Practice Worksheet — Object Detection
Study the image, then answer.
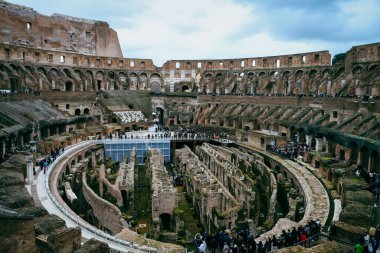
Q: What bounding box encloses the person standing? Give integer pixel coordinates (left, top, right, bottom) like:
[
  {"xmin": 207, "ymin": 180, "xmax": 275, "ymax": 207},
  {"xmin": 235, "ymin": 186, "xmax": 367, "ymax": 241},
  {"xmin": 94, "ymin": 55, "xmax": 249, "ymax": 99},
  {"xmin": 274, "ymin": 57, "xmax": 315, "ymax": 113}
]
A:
[
  {"xmin": 354, "ymin": 242, "xmax": 363, "ymax": 253},
  {"xmin": 198, "ymin": 241, "xmax": 206, "ymax": 253}
]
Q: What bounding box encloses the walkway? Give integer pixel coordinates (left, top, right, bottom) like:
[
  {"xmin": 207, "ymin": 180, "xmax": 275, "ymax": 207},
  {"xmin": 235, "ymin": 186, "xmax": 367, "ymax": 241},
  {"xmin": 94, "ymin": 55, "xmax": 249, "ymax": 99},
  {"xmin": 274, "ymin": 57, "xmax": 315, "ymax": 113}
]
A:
[
  {"xmin": 32, "ymin": 141, "xmax": 148, "ymax": 253},
  {"xmin": 239, "ymin": 143, "xmax": 331, "ymax": 242}
]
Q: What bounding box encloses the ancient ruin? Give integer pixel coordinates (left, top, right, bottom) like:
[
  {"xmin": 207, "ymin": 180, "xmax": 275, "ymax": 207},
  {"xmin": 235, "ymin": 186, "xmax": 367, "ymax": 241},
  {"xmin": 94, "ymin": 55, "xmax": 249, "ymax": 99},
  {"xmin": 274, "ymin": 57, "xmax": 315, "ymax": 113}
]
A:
[{"xmin": 0, "ymin": 0, "xmax": 379, "ymax": 252}]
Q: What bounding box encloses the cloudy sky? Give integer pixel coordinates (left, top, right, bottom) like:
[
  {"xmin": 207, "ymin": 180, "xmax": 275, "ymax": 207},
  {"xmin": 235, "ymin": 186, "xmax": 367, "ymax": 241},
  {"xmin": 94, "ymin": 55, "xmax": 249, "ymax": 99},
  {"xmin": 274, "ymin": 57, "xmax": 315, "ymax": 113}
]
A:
[{"xmin": 10, "ymin": 0, "xmax": 380, "ymax": 65}]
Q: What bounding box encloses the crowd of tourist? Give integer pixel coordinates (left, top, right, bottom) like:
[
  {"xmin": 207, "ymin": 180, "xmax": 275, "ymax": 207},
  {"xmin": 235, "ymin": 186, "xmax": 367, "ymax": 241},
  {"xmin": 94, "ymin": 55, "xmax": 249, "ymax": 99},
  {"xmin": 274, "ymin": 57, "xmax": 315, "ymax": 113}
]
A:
[
  {"xmin": 354, "ymin": 225, "xmax": 380, "ymax": 253},
  {"xmin": 268, "ymin": 142, "xmax": 310, "ymax": 159},
  {"xmin": 114, "ymin": 111, "xmax": 146, "ymax": 123},
  {"xmin": 105, "ymin": 124, "xmax": 235, "ymax": 143},
  {"xmin": 193, "ymin": 219, "xmax": 322, "ymax": 253},
  {"xmin": 35, "ymin": 147, "xmax": 64, "ymax": 175}
]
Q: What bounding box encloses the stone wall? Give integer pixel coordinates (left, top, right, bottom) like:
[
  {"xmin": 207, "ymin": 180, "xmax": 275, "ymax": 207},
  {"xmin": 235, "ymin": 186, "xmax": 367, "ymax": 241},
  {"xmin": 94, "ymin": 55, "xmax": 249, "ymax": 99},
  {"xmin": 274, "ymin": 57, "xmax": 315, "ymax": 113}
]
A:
[
  {"xmin": 82, "ymin": 172, "xmax": 127, "ymax": 234},
  {"xmin": 175, "ymin": 145, "xmax": 242, "ymax": 231},
  {"xmin": 0, "ymin": 1, "xmax": 122, "ymax": 57},
  {"xmin": 147, "ymin": 149, "xmax": 177, "ymax": 230}
]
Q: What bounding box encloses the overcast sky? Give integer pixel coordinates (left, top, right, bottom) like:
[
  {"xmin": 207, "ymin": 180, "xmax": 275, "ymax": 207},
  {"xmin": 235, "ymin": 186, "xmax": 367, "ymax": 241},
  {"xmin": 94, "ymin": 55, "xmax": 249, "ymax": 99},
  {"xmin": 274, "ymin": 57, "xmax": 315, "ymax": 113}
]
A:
[{"xmin": 10, "ymin": 0, "xmax": 380, "ymax": 65}]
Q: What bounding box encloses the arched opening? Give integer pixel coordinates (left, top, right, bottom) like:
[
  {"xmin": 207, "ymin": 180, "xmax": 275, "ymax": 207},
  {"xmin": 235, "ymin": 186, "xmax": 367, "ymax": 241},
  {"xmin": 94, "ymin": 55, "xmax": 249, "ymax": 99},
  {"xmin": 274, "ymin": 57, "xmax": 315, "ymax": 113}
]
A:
[
  {"xmin": 83, "ymin": 108, "xmax": 90, "ymax": 115},
  {"xmin": 181, "ymin": 85, "xmax": 190, "ymax": 92},
  {"xmin": 74, "ymin": 108, "xmax": 81, "ymax": 116},
  {"xmin": 65, "ymin": 165, "xmax": 70, "ymax": 176},
  {"xmin": 63, "ymin": 69, "xmax": 71, "ymax": 78},
  {"xmin": 65, "ymin": 81, "xmax": 73, "ymax": 91},
  {"xmin": 350, "ymin": 142, "xmax": 358, "ymax": 164},
  {"xmin": 111, "ymin": 117, "xmax": 118, "ymax": 123},
  {"xmin": 159, "ymin": 213, "xmax": 171, "ymax": 231}
]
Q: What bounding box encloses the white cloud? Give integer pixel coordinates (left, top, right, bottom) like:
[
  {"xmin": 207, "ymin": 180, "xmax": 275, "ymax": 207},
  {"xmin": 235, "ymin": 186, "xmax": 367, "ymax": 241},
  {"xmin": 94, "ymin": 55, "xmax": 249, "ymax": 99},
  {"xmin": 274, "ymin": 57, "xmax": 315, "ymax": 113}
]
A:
[
  {"xmin": 8, "ymin": 0, "xmax": 380, "ymax": 65},
  {"xmin": 116, "ymin": 0, "xmax": 256, "ymax": 64}
]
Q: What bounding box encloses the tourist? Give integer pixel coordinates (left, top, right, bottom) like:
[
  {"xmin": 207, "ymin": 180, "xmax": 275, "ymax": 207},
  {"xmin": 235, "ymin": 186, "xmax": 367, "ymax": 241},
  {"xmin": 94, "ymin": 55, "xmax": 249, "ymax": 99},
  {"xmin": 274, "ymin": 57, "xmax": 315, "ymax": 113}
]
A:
[
  {"xmin": 209, "ymin": 236, "xmax": 218, "ymax": 253},
  {"xmin": 222, "ymin": 242, "xmax": 230, "ymax": 253},
  {"xmin": 198, "ymin": 240, "xmax": 206, "ymax": 253}
]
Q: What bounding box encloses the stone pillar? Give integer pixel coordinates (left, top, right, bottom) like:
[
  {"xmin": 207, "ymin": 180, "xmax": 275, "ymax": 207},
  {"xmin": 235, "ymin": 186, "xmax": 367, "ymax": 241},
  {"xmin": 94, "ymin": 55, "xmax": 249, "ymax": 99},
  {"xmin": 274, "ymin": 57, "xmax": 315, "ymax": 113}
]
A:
[
  {"xmin": 25, "ymin": 155, "xmax": 34, "ymax": 185},
  {"xmin": 306, "ymin": 135, "xmax": 312, "ymax": 146},
  {"xmin": 368, "ymin": 156, "xmax": 373, "ymax": 172},
  {"xmin": 92, "ymin": 149, "xmax": 96, "ymax": 168},
  {"xmin": 357, "ymin": 151, "xmax": 362, "ymax": 166},
  {"xmin": 315, "ymin": 138, "xmax": 323, "ymax": 152},
  {"xmin": 39, "ymin": 78, "xmax": 43, "ymax": 90},
  {"xmin": 1, "ymin": 142, "xmax": 5, "ymax": 160},
  {"xmin": 323, "ymin": 137, "xmax": 329, "ymax": 154}
]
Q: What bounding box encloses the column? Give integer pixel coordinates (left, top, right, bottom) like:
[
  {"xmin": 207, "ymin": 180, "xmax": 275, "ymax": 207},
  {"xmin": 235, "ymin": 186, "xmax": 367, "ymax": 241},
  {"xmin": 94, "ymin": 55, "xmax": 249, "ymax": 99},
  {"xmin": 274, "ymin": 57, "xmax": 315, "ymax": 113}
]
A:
[
  {"xmin": 306, "ymin": 135, "xmax": 312, "ymax": 147},
  {"xmin": 92, "ymin": 149, "xmax": 96, "ymax": 168},
  {"xmin": 368, "ymin": 156, "xmax": 373, "ymax": 172},
  {"xmin": 315, "ymin": 138, "xmax": 323, "ymax": 152},
  {"xmin": 25, "ymin": 155, "xmax": 34, "ymax": 185},
  {"xmin": 1, "ymin": 142, "xmax": 5, "ymax": 160},
  {"xmin": 323, "ymin": 137, "xmax": 329, "ymax": 154}
]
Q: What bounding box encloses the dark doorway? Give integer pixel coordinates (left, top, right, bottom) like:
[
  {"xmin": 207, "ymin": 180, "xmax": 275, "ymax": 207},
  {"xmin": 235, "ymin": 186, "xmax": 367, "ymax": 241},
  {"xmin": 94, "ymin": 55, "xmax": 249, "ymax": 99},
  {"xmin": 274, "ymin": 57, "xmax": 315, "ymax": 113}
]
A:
[
  {"xmin": 156, "ymin": 107, "xmax": 164, "ymax": 125},
  {"xmin": 160, "ymin": 213, "xmax": 171, "ymax": 231},
  {"xmin": 75, "ymin": 108, "xmax": 81, "ymax": 116},
  {"xmin": 65, "ymin": 81, "xmax": 73, "ymax": 91}
]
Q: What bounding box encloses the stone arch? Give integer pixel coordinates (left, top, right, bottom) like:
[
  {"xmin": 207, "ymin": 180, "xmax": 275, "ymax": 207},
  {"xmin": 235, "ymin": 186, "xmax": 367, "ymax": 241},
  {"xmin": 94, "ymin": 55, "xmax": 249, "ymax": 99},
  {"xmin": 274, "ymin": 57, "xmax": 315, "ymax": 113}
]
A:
[
  {"xmin": 295, "ymin": 70, "xmax": 304, "ymax": 79},
  {"xmin": 74, "ymin": 108, "xmax": 81, "ymax": 116},
  {"xmin": 259, "ymin": 71, "xmax": 266, "ymax": 77},
  {"xmin": 83, "ymin": 108, "xmax": 90, "ymax": 115},
  {"xmin": 63, "ymin": 68, "xmax": 71, "ymax": 78},
  {"xmin": 181, "ymin": 84, "xmax": 190, "ymax": 92},
  {"xmin": 118, "ymin": 71, "xmax": 128, "ymax": 89},
  {"xmin": 336, "ymin": 67, "xmax": 345, "ymax": 76},
  {"xmin": 25, "ymin": 65, "xmax": 34, "ymax": 74},
  {"xmin": 139, "ymin": 72, "xmax": 148, "ymax": 90},
  {"xmin": 49, "ymin": 68, "xmax": 59, "ymax": 77},
  {"xmin": 84, "ymin": 70, "xmax": 94, "ymax": 91},
  {"xmin": 309, "ymin": 69, "xmax": 318, "ymax": 79},
  {"xmin": 95, "ymin": 70, "xmax": 104, "ymax": 90},
  {"xmin": 150, "ymin": 73, "xmax": 161, "ymax": 92},
  {"xmin": 129, "ymin": 72, "xmax": 138, "ymax": 90},
  {"xmin": 322, "ymin": 68, "xmax": 332, "ymax": 78},
  {"xmin": 37, "ymin": 67, "xmax": 47, "ymax": 76},
  {"xmin": 352, "ymin": 65, "xmax": 364, "ymax": 75}
]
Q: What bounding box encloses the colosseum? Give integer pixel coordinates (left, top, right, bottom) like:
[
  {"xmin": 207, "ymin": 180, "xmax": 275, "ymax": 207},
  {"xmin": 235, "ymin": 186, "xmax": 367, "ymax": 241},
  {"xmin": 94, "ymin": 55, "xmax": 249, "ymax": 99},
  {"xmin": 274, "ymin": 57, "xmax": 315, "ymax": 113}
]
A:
[{"xmin": 0, "ymin": 1, "xmax": 379, "ymax": 253}]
